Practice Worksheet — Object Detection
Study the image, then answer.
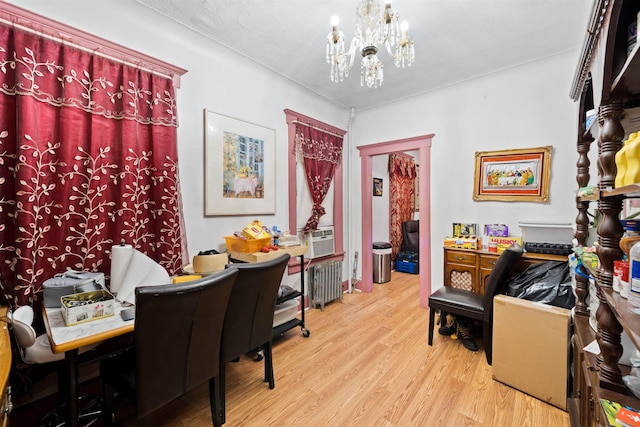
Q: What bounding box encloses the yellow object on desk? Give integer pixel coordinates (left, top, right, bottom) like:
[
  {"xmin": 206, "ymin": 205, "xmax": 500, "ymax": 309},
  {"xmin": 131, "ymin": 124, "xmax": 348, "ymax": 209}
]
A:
[
  {"xmin": 172, "ymin": 274, "xmax": 203, "ymax": 284},
  {"xmin": 225, "ymin": 235, "xmax": 272, "ymax": 253}
]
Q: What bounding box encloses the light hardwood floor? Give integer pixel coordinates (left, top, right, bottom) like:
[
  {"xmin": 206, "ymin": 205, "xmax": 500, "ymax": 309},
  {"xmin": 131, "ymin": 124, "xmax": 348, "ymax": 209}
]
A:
[{"xmin": 107, "ymin": 271, "xmax": 570, "ymax": 426}]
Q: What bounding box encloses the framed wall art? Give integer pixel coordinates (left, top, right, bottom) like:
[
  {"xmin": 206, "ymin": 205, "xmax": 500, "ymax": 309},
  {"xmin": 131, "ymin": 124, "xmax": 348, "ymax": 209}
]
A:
[
  {"xmin": 473, "ymin": 146, "xmax": 552, "ymax": 202},
  {"xmin": 204, "ymin": 109, "xmax": 276, "ymax": 215},
  {"xmin": 373, "ymin": 177, "xmax": 383, "ymax": 196}
]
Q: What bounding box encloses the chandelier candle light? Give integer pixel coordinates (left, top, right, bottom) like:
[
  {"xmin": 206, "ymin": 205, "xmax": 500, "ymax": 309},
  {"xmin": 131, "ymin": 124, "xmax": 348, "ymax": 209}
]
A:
[{"xmin": 326, "ymin": 0, "xmax": 415, "ymax": 88}]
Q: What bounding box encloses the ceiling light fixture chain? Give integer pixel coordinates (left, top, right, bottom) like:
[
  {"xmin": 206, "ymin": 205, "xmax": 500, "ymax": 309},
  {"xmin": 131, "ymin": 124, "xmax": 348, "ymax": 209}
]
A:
[{"xmin": 326, "ymin": 0, "xmax": 415, "ymax": 89}]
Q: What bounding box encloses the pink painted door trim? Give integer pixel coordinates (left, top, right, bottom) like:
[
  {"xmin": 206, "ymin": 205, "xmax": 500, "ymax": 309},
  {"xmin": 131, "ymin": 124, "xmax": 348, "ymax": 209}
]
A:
[{"xmin": 357, "ymin": 135, "xmax": 433, "ymax": 308}]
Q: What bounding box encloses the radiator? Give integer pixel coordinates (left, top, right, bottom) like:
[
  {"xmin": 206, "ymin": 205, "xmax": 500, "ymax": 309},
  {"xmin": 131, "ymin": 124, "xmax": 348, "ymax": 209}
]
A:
[{"xmin": 310, "ymin": 261, "xmax": 343, "ymax": 311}]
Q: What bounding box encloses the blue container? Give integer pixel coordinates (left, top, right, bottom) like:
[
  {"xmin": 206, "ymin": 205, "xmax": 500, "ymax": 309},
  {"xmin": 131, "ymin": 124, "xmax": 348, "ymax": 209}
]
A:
[
  {"xmin": 395, "ymin": 260, "xmax": 418, "ymax": 274},
  {"xmin": 621, "ymin": 219, "xmax": 640, "ymax": 233}
]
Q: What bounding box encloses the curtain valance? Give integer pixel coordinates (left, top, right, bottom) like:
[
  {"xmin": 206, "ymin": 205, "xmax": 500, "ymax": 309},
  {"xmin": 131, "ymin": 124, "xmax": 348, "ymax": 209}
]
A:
[{"xmin": 0, "ymin": 25, "xmax": 178, "ymax": 127}]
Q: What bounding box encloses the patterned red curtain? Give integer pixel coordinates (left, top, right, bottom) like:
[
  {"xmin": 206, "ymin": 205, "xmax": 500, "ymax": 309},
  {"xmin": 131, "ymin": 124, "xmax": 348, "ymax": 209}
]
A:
[
  {"xmin": 388, "ymin": 154, "xmax": 417, "ymax": 258},
  {"xmin": 0, "ymin": 23, "xmax": 187, "ymax": 309},
  {"xmin": 295, "ymin": 123, "xmax": 343, "ymax": 233}
]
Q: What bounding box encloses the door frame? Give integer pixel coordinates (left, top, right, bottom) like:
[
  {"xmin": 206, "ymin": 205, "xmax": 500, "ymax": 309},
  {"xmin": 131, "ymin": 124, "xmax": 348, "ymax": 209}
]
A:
[{"xmin": 357, "ymin": 134, "xmax": 433, "ymax": 308}]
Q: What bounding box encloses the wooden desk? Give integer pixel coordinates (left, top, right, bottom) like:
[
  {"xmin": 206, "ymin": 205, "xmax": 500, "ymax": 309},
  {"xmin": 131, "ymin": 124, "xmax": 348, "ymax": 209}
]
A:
[
  {"xmin": 444, "ymin": 247, "xmax": 568, "ymax": 294},
  {"xmin": 1, "ymin": 307, "xmax": 11, "ymax": 427},
  {"xmin": 43, "ymin": 302, "xmax": 134, "ymax": 427}
]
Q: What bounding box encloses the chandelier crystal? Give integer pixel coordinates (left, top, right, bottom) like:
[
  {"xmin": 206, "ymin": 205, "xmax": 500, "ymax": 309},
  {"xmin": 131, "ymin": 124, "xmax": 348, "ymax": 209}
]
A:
[{"xmin": 326, "ymin": 0, "xmax": 415, "ymax": 89}]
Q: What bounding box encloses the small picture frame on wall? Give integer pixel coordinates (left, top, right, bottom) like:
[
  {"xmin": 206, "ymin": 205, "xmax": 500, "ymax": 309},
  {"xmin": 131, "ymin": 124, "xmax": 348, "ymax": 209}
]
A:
[{"xmin": 373, "ymin": 177, "xmax": 383, "ymax": 197}]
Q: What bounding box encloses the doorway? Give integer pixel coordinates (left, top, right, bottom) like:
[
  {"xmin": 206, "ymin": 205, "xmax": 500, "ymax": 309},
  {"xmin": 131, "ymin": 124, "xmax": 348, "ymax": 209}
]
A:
[{"xmin": 357, "ymin": 134, "xmax": 433, "ymax": 308}]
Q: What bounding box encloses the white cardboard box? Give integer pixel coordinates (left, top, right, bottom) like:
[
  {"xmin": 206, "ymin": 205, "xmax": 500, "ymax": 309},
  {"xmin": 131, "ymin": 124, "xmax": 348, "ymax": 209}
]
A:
[
  {"xmin": 518, "ymin": 221, "xmax": 574, "ymax": 245},
  {"xmin": 492, "ymin": 295, "xmax": 570, "ymax": 411},
  {"xmin": 273, "ymin": 299, "xmax": 298, "ymax": 327}
]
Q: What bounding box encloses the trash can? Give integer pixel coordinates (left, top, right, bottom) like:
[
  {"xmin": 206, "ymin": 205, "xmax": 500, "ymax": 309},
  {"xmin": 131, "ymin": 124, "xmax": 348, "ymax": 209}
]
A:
[{"xmin": 373, "ymin": 242, "xmax": 392, "ymax": 284}]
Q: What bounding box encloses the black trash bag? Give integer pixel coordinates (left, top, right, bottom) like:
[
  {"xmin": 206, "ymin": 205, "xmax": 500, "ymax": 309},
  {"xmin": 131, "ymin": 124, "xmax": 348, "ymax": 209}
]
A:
[{"xmin": 504, "ymin": 261, "xmax": 575, "ymax": 309}]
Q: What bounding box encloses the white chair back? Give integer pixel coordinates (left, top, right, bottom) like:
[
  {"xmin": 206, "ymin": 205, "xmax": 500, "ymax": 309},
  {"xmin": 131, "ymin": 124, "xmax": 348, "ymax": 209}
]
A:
[{"xmin": 9, "ymin": 306, "xmax": 37, "ymax": 350}]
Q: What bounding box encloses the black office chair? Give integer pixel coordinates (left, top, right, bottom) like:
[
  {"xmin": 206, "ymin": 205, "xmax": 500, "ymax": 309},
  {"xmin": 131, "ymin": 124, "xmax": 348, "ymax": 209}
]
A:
[
  {"xmin": 400, "ymin": 220, "xmax": 419, "ymax": 254},
  {"xmin": 428, "ymin": 245, "xmax": 522, "ymax": 365},
  {"xmin": 218, "ymin": 253, "xmax": 291, "ymax": 425},
  {"xmin": 100, "ymin": 268, "xmax": 238, "ymax": 426}
]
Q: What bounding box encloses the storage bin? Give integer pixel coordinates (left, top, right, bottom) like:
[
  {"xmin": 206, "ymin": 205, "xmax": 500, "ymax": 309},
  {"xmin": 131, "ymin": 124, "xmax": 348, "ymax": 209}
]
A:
[
  {"xmin": 518, "ymin": 221, "xmax": 574, "ymax": 244},
  {"xmin": 224, "ymin": 236, "xmax": 272, "ymax": 253},
  {"xmin": 273, "ymin": 299, "xmax": 298, "ymax": 327},
  {"xmin": 395, "ymin": 260, "xmax": 418, "ymax": 274}
]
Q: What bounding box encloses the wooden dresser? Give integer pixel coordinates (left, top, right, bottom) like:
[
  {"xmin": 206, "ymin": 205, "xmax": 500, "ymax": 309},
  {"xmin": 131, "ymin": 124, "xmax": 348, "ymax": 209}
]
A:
[
  {"xmin": 0, "ymin": 306, "xmax": 11, "ymax": 427},
  {"xmin": 444, "ymin": 247, "xmax": 567, "ymax": 294}
]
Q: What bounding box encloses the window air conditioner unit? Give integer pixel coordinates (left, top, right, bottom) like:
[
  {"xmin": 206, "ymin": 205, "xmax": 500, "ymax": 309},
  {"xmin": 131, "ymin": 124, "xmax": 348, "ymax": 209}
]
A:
[{"xmin": 302, "ymin": 226, "xmax": 335, "ymax": 259}]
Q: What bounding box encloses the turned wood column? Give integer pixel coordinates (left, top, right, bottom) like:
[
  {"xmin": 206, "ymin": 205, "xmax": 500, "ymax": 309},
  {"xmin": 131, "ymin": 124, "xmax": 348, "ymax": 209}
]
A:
[
  {"xmin": 575, "ymin": 133, "xmax": 593, "ymax": 315},
  {"xmin": 595, "ymin": 101, "xmax": 625, "ymax": 390}
]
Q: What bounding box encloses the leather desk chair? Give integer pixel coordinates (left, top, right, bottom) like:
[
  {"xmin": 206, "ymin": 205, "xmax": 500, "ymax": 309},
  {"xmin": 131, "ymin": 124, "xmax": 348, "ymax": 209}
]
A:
[
  {"xmin": 428, "ymin": 245, "xmax": 522, "ymax": 365},
  {"xmin": 400, "ymin": 220, "xmax": 419, "ymax": 254},
  {"xmin": 100, "ymin": 268, "xmax": 238, "ymax": 426},
  {"xmin": 218, "ymin": 253, "xmax": 291, "ymax": 425}
]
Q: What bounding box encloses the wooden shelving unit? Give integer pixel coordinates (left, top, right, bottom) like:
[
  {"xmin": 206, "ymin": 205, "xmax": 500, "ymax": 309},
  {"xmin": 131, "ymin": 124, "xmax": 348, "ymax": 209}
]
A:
[{"xmin": 569, "ymin": 1, "xmax": 640, "ymax": 424}]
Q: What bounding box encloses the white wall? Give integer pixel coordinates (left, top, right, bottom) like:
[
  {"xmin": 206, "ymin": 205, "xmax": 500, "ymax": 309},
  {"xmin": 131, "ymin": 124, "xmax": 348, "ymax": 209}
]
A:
[
  {"xmin": 351, "ymin": 51, "xmax": 580, "ymax": 290},
  {"xmin": 371, "ymin": 154, "xmax": 390, "ymax": 243},
  {"xmin": 8, "ymin": 0, "xmax": 581, "ymax": 295},
  {"xmin": 7, "ymin": 0, "xmax": 350, "ymax": 266}
]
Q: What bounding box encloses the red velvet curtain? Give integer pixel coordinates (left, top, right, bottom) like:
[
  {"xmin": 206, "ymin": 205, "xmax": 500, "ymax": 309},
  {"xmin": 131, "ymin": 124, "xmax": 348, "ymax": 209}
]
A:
[
  {"xmin": 0, "ymin": 24, "xmax": 187, "ymax": 308},
  {"xmin": 388, "ymin": 154, "xmax": 417, "ymax": 258},
  {"xmin": 295, "ymin": 124, "xmax": 343, "ymax": 233}
]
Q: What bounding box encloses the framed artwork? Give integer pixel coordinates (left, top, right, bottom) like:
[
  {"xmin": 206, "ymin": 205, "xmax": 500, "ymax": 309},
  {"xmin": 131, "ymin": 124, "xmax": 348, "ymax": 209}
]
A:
[
  {"xmin": 473, "ymin": 146, "xmax": 552, "ymax": 202},
  {"xmin": 373, "ymin": 177, "xmax": 383, "ymax": 196},
  {"xmin": 204, "ymin": 109, "xmax": 276, "ymax": 215}
]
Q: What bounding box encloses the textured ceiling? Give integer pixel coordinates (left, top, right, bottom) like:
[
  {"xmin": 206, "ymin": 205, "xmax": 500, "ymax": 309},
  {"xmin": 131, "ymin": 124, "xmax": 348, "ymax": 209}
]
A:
[{"xmin": 135, "ymin": 0, "xmax": 593, "ymax": 111}]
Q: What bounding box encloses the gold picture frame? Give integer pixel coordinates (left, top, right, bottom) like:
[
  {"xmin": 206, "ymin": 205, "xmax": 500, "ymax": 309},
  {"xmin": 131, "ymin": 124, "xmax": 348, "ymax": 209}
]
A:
[{"xmin": 473, "ymin": 146, "xmax": 552, "ymax": 202}]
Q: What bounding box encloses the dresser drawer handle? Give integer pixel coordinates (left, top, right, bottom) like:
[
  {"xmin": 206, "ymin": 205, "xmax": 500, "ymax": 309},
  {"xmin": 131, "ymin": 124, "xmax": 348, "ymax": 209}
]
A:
[
  {"xmin": 488, "ymin": 260, "xmax": 496, "ymax": 265},
  {"xmin": 454, "ymin": 256, "xmax": 467, "ymax": 261}
]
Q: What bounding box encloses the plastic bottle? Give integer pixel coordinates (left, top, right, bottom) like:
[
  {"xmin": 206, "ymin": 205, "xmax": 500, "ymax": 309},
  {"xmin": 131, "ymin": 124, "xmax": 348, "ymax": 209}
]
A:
[
  {"xmin": 624, "ymin": 132, "xmax": 640, "ymax": 186},
  {"xmin": 616, "ymin": 133, "xmax": 634, "ymax": 188},
  {"xmin": 628, "ymin": 241, "xmax": 640, "ymax": 313}
]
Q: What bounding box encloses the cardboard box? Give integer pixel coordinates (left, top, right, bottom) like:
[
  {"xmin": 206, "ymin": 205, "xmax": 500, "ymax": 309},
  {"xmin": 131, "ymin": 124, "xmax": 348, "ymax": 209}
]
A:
[
  {"xmin": 443, "ymin": 237, "xmax": 478, "ymax": 250},
  {"xmin": 273, "ymin": 299, "xmax": 298, "ymax": 327},
  {"xmin": 61, "ymin": 289, "xmax": 115, "ymax": 326},
  {"xmin": 488, "ymin": 236, "xmax": 522, "ymax": 253},
  {"xmin": 518, "ymin": 221, "xmax": 573, "ymax": 245},
  {"xmin": 484, "ymin": 224, "xmax": 509, "ymax": 237},
  {"xmin": 452, "ymin": 223, "xmax": 478, "ymax": 238},
  {"xmin": 241, "ymin": 219, "xmax": 271, "ymax": 240},
  {"xmin": 492, "ymin": 295, "xmax": 570, "ymax": 410}
]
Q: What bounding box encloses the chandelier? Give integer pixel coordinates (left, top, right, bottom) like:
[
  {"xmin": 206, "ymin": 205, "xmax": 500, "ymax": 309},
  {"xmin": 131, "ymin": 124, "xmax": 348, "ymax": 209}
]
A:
[{"xmin": 326, "ymin": 0, "xmax": 415, "ymax": 89}]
